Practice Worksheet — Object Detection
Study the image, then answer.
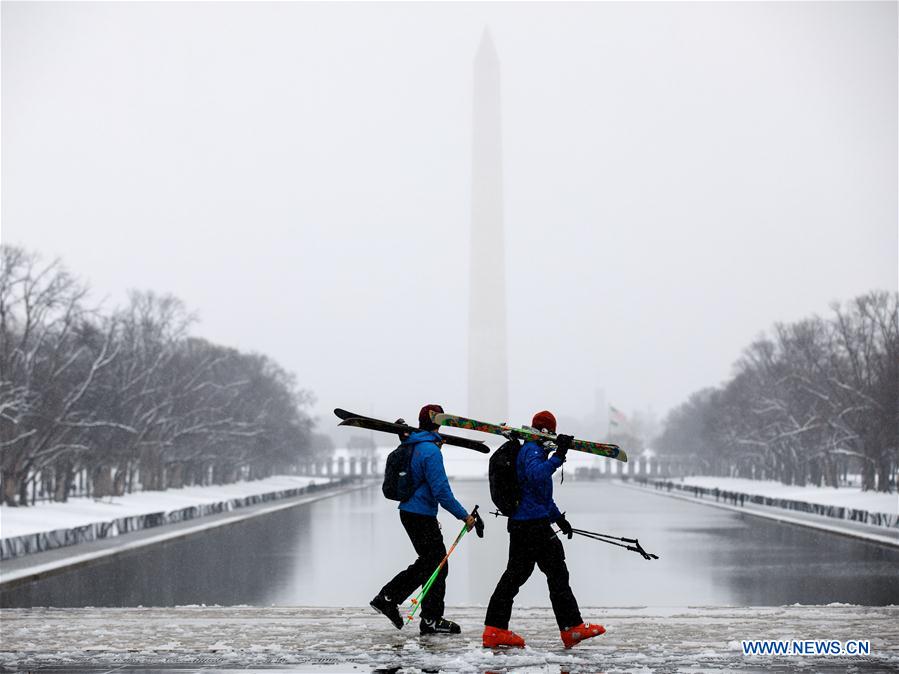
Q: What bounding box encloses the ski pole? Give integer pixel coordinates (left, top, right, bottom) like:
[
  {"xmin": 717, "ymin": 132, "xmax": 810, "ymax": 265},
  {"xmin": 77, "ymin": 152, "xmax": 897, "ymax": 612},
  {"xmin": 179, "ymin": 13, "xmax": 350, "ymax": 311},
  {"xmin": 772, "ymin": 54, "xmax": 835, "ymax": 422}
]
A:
[
  {"xmin": 571, "ymin": 527, "xmax": 658, "ymax": 558},
  {"xmin": 488, "ymin": 509, "xmax": 657, "ymax": 560},
  {"xmin": 407, "ymin": 520, "xmax": 469, "ymax": 623},
  {"xmin": 408, "ymin": 506, "xmax": 480, "ymax": 621},
  {"xmin": 407, "ymin": 505, "xmax": 480, "ymax": 622},
  {"xmin": 577, "ymin": 530, "xmax": 658, "ymax": 560},
  {"xmin": 571, "ymin": 527, "xmax": 637, "ymax": 543},
  {"xmin": 551, "ymin": 527, "xmax": 659, "ymax": 560}
]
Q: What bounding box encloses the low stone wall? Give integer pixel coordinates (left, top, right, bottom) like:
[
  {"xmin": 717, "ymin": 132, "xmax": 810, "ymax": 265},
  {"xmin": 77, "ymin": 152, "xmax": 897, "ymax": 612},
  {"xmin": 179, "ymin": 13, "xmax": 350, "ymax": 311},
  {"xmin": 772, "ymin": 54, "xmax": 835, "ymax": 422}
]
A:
[
  {"xmin": 629, "ymin": 476, "xmax": 899, "ymax": 529},
  {"xmin": 0, "ymin": 479, "xmax": 352, "ymax": 562}
]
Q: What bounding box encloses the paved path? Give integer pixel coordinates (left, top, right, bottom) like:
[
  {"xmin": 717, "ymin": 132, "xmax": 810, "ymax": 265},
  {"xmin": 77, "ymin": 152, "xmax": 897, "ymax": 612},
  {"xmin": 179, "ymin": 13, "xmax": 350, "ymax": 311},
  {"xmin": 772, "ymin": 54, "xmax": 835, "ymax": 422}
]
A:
[{"xmin": 1, "ymin": 605, "xmax": 896, "ymax": 672}]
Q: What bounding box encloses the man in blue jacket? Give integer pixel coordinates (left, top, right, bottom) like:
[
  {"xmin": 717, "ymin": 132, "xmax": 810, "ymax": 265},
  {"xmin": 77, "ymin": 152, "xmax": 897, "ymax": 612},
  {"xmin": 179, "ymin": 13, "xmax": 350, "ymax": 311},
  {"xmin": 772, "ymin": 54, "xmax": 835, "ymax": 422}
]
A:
[
  {"xmin": 482, "ymin": 410, "xmax": 605, "ymax": 649},
  {"xmin": 371, "ymin": 404, "xmax": 477, "ymax": 635}
]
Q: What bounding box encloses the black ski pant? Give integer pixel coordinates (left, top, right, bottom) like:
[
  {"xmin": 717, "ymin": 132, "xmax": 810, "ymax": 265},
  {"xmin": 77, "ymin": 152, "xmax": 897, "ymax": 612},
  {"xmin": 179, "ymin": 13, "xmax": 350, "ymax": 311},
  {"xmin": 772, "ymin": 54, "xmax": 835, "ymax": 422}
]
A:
[
  {"xmin": 484, "ymin": 518, "xmax": 582, "ymax": 631},
  {"xmin": 379, "ymin": 510, "xmax": 448, "ymax": 620}
]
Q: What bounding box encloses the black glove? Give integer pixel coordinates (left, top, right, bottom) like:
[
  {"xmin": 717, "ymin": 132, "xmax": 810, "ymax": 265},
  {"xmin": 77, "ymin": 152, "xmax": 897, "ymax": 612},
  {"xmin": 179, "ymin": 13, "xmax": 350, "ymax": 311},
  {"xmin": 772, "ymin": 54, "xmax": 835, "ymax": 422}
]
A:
[
  {"xmin": 556, "ymin": 514, "xmax": 573, "ymax": 539},
  {"xmin": 554, "ymin": 434, "xmax": 573, "ymax": 461},
  {"xmin": 474, "ymin": 510, "xmax": 485, "ymax": 538},
  {"xmin": 395, "ymin": 418, "xmax": 410, "ymax": 441}
]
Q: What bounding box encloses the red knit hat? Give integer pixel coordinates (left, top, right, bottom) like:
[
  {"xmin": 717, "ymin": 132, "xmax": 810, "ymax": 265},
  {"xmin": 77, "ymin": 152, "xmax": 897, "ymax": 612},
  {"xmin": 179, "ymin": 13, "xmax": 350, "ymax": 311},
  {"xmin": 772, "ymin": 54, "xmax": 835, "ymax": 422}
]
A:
[
  {"xmin": 531, "ymin": 410, "xmax": 557, "ymax": 433},
  {"xmin": 419, "ymin": 404, "xmax": 444, "ymax": 431}
]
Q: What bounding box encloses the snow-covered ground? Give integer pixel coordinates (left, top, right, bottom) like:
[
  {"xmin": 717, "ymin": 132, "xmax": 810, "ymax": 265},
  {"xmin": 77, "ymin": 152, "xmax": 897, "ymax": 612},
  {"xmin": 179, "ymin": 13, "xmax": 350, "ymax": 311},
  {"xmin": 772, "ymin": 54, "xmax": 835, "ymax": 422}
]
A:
[
  {"xmin": 676, "ymin": 476, "xmax": 897, "ymax": 517},
  {"xmin": 2, "ymin": 605, "xmax": 896, "ymax": 672},
  {"xmin": 0, "ymin": 475, "xmax": 329, "ymax": 540}
]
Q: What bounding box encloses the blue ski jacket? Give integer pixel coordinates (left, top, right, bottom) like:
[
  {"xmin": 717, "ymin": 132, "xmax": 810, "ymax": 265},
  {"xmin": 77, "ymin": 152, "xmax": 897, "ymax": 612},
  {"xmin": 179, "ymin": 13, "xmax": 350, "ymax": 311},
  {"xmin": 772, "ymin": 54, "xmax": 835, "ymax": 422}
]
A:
[
  {"xmin": 510, "ymin": 440, "xmax": 564, "ymax": 521},
  {"xmin": 398, "ymin": 431, "xmax": 469, "ymax": 521}
]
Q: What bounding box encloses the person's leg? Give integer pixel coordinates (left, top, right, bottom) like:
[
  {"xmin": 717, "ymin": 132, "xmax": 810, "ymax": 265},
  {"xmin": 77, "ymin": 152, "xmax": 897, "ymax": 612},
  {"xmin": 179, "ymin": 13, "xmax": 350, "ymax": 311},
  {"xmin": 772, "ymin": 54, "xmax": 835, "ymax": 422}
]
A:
[
  {"xmin": 534, "ymin": 522, "xmax": 582, "ymax": 631},
  {"xmin": 416, "ymin": 517, "xmax": 449, "ymax": 621},
  {"xmin": 484, "ymin": 522, "xmax": 537, "ymax": 630},
  {"xmin": 534, "ymin": 522, "xmax": 605, "ymax": 648},
  {"xmin": 373, "ymin": 511, "xmax": 442, "ymax": 629},
  {"xmin": 380, "ymin": 511, "xmax": 444, "ymax": 603}
]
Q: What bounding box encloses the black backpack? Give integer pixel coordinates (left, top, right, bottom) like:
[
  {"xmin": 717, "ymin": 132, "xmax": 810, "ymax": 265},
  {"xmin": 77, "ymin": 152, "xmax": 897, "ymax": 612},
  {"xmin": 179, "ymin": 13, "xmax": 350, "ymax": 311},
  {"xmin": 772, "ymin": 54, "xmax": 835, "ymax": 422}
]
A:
[
  {"xmin": 382, "ymin": 441, "xmax": 419, "ymax": 502},
  {"xmin": 489, "ymin": 439, "xmax": 523, "ymax": 516}
]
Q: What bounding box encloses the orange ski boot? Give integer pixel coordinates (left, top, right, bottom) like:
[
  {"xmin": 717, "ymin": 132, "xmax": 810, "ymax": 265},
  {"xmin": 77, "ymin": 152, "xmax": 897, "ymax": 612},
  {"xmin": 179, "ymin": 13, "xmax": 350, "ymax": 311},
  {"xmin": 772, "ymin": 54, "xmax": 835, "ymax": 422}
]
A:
[
  {"xmin": 482, "ymin": 626, "xmax": 526, "ymax": 648},
  {"xmin": 560, "ymin": 622, "xmax": 605, "ymax": 649}
]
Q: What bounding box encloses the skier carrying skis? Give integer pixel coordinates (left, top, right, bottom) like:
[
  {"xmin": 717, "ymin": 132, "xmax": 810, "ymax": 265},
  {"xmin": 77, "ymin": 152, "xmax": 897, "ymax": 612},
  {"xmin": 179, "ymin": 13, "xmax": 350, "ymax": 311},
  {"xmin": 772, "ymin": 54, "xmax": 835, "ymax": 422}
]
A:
[
  {"xmin": 482, "ymin": 410, "xmax": 605, "ymax": 649},
  {"xmin": 371, "ymin": 404, "xmax": 478, "ymax": 635}
]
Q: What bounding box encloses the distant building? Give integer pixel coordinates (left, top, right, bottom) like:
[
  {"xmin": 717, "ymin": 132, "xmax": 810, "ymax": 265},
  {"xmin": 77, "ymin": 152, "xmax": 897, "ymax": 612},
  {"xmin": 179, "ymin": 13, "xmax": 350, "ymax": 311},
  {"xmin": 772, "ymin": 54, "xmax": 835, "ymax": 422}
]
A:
[{"xmin": 468, "ymin": 28, "xmax": 508, "ymax": 422}]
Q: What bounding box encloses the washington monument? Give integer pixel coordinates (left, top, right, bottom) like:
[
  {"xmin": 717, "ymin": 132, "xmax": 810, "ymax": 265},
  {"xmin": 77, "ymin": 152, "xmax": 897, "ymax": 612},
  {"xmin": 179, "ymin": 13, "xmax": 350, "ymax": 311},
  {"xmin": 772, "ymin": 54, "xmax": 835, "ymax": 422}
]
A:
[{"xmin": 468, "ymin": 29, "xmax": 508, "ymax": 422}]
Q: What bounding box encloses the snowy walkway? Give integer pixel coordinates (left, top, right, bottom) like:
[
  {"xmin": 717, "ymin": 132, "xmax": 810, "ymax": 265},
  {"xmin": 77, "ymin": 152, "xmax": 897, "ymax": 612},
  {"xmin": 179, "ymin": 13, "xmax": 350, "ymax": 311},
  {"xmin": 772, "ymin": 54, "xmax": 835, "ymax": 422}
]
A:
[
  {"xmin": 677, "ymin": 476, "xmax": 897, "ymax": 517},
  {"xmin": 0, "ymin": 476, "xmax": 343, "ymax": 561},
  {"xmin": 1, "ymin": 605, "xmax": 897, "ymax": 672},
  {"xmin": 1, "ymin": 475, "xmax": 335, "ymax": 539},
  {"xmin": 622, "ymin": 481, "xmax": 899, "ymax": 548},
  {"xmin": 0, "ymin": 482, "xmax": 365, "ymax": 589}
]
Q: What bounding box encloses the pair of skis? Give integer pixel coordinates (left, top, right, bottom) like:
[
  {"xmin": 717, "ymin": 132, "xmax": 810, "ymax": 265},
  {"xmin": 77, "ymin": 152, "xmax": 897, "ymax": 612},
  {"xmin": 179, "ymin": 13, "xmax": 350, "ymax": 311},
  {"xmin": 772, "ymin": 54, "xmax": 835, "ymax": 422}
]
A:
[
  {"xmin": 335, "ymin": 408, "xmax": 627, "ymax": 462},
  {"xmin": 334, "ymin": 408, "xmax": 489, "ymax": 452},
  {"xmin": 433, "ymin": 412, "xmax": 627, "ymax": 462}
]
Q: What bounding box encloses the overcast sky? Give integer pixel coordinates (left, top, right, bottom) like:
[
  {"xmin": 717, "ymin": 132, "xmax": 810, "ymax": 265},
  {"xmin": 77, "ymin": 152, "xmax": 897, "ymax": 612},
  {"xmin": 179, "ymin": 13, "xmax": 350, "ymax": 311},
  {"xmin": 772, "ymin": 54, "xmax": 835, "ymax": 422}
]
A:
[{"xmin": 3, "ymin": 1, "xmax": 896, "ymax": 436}]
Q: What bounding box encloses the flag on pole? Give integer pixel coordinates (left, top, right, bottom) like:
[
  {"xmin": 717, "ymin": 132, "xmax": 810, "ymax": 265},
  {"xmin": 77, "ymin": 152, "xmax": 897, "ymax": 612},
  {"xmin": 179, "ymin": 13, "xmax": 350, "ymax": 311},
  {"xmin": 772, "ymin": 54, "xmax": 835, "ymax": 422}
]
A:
[{"xmin": 608, "ymin": 405, "xmax": 628, "ymax": 434}]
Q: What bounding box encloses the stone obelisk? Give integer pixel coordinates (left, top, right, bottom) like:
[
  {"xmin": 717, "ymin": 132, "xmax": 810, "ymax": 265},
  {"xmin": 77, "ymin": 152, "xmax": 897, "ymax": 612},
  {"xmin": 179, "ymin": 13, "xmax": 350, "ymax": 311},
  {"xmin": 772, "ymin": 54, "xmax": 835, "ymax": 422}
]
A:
[{"xmin": 468, "ymin": 28, "xmax": 508, "ymax": 422}]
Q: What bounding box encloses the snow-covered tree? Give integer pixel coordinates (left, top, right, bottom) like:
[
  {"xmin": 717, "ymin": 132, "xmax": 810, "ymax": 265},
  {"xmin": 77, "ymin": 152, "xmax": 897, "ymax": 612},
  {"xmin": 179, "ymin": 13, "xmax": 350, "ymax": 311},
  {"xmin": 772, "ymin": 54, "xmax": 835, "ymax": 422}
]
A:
[
  {"xmin": 0, "ymin": 246, "xmax": 321, "ymax": 505},
  {"xmin": 657, "ymin": 292, "xmax": 897, "ymax": 492}
]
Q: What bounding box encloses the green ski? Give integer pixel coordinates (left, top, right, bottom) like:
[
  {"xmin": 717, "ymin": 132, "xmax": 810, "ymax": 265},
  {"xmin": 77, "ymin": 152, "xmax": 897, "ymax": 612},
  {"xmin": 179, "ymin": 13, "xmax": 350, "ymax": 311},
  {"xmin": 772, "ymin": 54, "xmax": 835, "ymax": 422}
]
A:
[{"xmin": 432, "ymin": 412, "xmax": 627, "ymax": 462}]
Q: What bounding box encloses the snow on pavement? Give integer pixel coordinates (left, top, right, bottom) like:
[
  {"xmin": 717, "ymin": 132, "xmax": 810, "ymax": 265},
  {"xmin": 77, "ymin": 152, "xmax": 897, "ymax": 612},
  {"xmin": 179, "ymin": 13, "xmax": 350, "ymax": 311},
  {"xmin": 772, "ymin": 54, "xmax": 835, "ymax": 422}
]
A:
[
  {"xmin": 0, "ymin": 475, "xmax": 328, "ymax": 539},
  {"xmin": 1, "ymin": 605, "xmax": 897, "ymax": 672},
  {"xmin": 677, "ymin": 476, "xmax": 898, "ymax": 517}
]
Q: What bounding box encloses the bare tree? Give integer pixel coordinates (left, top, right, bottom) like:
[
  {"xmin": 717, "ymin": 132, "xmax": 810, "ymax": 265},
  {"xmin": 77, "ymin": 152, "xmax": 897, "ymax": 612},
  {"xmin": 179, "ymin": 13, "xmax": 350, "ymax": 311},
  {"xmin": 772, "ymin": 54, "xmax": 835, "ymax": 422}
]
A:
[
  {"xmin": 657, "ymin": 291, "xmax": 898, "ymax": 492},
  {"xmin": 0, "ymin": 247, "xmax": 120, "ymax": 504},
  {"xmin": 1, "ymin": 247, "xmax": 320, "ymax": 504}
]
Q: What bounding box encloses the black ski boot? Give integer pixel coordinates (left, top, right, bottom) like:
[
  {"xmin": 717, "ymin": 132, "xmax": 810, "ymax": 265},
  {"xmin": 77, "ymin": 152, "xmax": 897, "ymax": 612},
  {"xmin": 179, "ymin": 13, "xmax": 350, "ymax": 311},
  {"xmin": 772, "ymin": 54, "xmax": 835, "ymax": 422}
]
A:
[
  {"xmin": 370, "ymin": 594, "xmax": 403, "ymax": 630},
  {"xmin": 419, "ymin": 617, "xmax": 461, "ymax": 635}
]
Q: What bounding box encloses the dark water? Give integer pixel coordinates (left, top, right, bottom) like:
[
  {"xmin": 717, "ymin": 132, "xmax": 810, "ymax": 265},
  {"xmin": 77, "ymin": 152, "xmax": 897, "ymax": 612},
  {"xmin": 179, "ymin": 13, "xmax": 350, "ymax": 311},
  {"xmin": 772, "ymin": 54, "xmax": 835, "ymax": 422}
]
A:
[{"xmin": 4, "ymin": 481, "xmax": 898, "ymax": 607}]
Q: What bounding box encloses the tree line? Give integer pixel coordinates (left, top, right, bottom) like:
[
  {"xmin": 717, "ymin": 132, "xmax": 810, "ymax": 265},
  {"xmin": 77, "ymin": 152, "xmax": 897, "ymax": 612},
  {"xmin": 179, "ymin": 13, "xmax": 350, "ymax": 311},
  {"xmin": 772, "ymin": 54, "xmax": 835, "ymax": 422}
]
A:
[
  {"xmin": 0, "ymin": 246, "xmax": 326, "ymax": 506},
  {"xmin": 656, "ymin": 291, "xmax": 897, "ymax": 492}
]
